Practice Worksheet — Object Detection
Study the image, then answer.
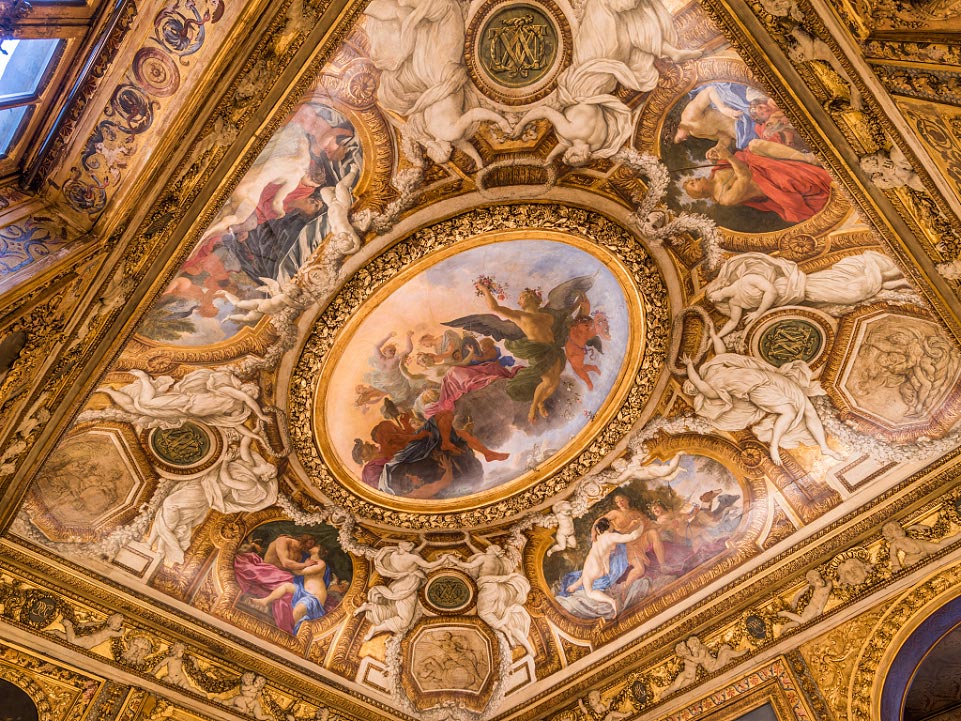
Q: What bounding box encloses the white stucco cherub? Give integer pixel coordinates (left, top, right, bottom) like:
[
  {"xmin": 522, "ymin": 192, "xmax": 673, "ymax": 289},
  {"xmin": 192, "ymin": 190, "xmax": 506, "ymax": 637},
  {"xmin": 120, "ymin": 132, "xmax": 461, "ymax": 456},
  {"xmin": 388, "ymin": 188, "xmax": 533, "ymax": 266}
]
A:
[
  {"xmin": 547, "ymin": 500, "xmax": 577, "ymax": 557},
  {"xmin": 777, "ymin": 569, "xmax": 833, "ymax": 630},
  {"xmin": 227, "ymin": 672, "xmax": 270, "ymax": 720},
  {"xmin": 578, "ymin": 689, "xmax": 631, "ymax": 721},
  {"xmin": 609, "ymin": 452, "xmax": 682, "ymax": 487},
  {"xmin": 223, "ymin": 277, "xmax": 310, "ymax": 323},
  {"xmin": 882, "ymin": 520, "xmax": 957, "ymax": 572},
  {"xmin": 49, "ymin": 613, "xmax": 124, "ymax": 650},
  {"xmin": 153, "ymin": 642, "xmax": 195, "ymax": 690}
]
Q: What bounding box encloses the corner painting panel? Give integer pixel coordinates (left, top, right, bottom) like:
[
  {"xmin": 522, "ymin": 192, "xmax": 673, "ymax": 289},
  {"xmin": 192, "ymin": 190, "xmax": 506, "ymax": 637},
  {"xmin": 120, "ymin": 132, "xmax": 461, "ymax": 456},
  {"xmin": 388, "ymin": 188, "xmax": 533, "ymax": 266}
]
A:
[
  {"xmin": 661, "ymin": 80, "xmax": 835, "ymax": 234},
  {"xmin": 140, "ymin": 100, "xmax": 362, "ymax": 346},
  {"xmin": 231, "ymin": 521, "xmax": 352, "ymax": 636},
  {"xmin": 544, "ymin": 454, "xmax": 743, "ymax": 619}
]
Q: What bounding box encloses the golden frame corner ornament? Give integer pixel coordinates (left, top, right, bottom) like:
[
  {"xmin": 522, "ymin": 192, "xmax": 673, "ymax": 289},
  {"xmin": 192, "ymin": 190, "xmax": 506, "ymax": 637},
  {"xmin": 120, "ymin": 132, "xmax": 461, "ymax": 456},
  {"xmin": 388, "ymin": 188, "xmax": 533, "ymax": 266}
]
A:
[{"xmin": 288, "ymin": 203, "xmax": 670, "ymax": 529}]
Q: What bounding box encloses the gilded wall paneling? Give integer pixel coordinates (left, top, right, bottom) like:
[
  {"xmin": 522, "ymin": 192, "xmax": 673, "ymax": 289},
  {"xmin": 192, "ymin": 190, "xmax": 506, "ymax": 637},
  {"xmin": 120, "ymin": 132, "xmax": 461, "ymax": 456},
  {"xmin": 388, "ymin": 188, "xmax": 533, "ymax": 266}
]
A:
[{"xmin": 0, "ymin": 550, "xmax": 399, "ymax": 721}]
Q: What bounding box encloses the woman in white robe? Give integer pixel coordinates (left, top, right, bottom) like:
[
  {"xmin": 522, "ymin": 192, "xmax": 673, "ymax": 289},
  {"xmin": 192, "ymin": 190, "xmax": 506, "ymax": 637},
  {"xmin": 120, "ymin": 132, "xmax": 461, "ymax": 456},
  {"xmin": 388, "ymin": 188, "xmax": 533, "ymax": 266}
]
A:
[{"xmin": 705, "ymin": 251, "xmax": 913, "ymax": 337}]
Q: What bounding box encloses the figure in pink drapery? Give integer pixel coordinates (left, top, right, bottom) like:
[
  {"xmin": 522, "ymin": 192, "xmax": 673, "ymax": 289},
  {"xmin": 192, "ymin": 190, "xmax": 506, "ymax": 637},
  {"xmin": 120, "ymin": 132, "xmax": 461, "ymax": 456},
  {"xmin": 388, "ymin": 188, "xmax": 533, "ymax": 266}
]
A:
[
  {"xmin": 233, "ymin": 551, "xmax": 297, "ymax": 634},
  {"xmin": 730, "ymin": 150, "xmax": 833, "ymax": 223},
  {"xmin": 422, "ymin": 361, "xmax": 520, "ymax": 418}
]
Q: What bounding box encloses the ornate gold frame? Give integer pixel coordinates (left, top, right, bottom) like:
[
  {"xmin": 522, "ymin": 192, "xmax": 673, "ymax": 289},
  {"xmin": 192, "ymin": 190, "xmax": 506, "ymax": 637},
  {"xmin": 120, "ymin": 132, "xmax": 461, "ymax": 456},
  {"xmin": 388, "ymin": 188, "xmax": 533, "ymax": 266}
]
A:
[{"xmin": 288, "ymin": 203, "xmax": 670, "ymax": 527}]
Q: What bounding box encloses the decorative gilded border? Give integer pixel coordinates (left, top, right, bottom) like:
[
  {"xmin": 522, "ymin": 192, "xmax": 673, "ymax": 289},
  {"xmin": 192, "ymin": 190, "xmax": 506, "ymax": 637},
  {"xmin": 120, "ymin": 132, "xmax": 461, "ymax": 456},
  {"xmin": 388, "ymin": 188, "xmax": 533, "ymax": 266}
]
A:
[{"xmin": 288, "ymin": 203, "xmax": 670, "ymax": 528}]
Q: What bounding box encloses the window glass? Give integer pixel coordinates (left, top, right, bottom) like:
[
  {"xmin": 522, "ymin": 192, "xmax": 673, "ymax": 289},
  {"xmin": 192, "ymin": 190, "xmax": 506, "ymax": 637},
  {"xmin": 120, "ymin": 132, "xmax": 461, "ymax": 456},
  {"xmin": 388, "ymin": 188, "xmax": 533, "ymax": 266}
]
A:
[
  {"xmin": 0, "ymin": 38, "xmax": 60, "ymax": 102},
  {"xmin": 0, "ymin": 106, "xmax": 29, "ymax": 155}
]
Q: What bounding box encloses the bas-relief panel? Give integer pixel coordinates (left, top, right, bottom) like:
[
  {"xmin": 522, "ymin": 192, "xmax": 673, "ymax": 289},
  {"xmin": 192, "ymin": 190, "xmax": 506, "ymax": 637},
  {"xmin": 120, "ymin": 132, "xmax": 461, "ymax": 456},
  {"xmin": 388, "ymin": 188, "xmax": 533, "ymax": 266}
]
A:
[{"xmin": 12, "ymin": 0, "xmax": 961, "ymax": 716}]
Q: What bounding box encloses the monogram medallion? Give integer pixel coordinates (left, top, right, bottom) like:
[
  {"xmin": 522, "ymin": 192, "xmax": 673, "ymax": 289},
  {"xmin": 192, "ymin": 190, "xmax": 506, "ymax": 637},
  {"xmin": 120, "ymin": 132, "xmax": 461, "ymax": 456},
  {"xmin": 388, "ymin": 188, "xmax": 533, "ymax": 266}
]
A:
[
  {"xmin": 480, "ymin": 6, "xmax": 557, "ymax": 88},
  {"xmin": 758, "ymin": 319, "xmax": 824, "ymax": 366},
  {"xmin": 466, "ymin": 0, "xmax": 572, "ymax": 106},
  {"xmin": 422, "ymin": 571, "xmax": 476, "ymax": 614}
]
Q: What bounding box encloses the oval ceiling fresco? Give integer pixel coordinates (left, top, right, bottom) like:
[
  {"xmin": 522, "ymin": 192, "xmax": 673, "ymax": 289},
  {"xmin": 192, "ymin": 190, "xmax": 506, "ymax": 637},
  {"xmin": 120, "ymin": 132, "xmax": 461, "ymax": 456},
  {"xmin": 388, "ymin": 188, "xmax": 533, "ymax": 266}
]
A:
[{"xmin": 313, "ymin": 234, "xmax": 644, "ymax": 510}]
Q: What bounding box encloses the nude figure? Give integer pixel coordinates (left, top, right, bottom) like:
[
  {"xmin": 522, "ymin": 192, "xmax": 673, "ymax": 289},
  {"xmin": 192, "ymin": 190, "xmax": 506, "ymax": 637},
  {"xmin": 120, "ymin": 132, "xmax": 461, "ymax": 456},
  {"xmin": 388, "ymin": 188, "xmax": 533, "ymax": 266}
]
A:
[
  {"xmin": 223, "ymin": 277, "xmax": 309, "ymax": 323},
  {"xmin": 602, "ymin": 492, "xmax": 664, "ymax": 585},
  {"xmin": 882, "ymin": 521, "xmax": 956, "ymax": 572},
  {"xmin": 153, "ymin": 643, "xmax": 194, "ymax": 689},
  {"xmin": 566, "ymin": 517, "xmax": 656, "ymax": 615},
  {"xmin": 778, "ymin": 569, "xmax": 832, "ymax": 630},
  {"xmin": 475, "ymin": 284, "xmax": 562, "ymax": 424},
  {"xmin": 263, "ymin": 534, "xmax": 317, "ymax": 573},
  {"xmin": 50, "ymin": 613, "xmax": 124, "ymax": 649},
  {"xmin": 547, "ymin": 500, "xmax": 577, "ymax": 557},
  {"xmin": 609, "ymin": 453, "xmax": 682, "ymax": 486},
  {"xmin": 578, "ymin": 689, "xmax": 631, "ymax": 721},
  {"xmin": 249, "ymin": 545, "xmax": 331, "ymax": 623},
  {"xmin": 674, "ymin": 85, "xmax": 820, "ymax": 165},
  {"xmin": 320, "ymin": 163, "xmax": 365, "ymax": 255}
]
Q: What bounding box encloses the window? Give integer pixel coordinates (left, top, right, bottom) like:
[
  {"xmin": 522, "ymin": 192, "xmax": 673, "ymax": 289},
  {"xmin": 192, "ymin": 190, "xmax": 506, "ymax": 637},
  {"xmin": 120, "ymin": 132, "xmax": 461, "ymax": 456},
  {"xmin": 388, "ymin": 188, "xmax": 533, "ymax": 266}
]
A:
[{"xmin": 0, "ymin": 38, "xmax": 61, "ymax": 156}]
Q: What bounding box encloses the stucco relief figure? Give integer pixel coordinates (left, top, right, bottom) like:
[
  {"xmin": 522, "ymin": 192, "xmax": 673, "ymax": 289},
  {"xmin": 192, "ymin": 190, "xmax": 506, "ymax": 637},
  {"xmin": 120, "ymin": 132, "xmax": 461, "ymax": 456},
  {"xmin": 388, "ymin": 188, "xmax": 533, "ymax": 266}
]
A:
[
  {"xmin": 363, "ymin": 0, "xmax": 510, "ymax": 166},
  {"xmin": 572, "ymin": 0, "xmax": 700, "ymax": 93},
  {"xmin": 578, "ymin": 689, "xmax": 631, "ymax": 721},
  {"xmin": 663, "ymin": 640, "xmax": 699, "ymax": 694},
  {"xmin": 547, "ymin": 500, "xmax": 577, "ymax": 557},
  {"xmin": 320, "ymin": 164, "xmax": 368, "ymax": 255},
  {"xmin": 681, "ymin": 327, "xmax": 842, "ymax": 465},
  {"xmin": 860, "ymin": 146, "xmax": 925, "ymax": 193},
  {"xmin": 455, "ymin": 538, "xmax": 535, "ymax": 656},
  {"xmin": 153, "ymin": 643, "xmax": 195, "ymax": 690},
  {"xmin": 514, "ymin": 60, "xmax": 639, "ymax": 165},
  {"xmin": 354, "ymin": 540, "xmax": 442, "ymax": 640},
  {"xmin": 518, "ymin": 0, "xmax": 707, "ymax": 165},
  {"xmin": 224, "ymin": 277, "xmax": 311, "ymax": 323},
  {"xmin": 777, "ymin": 569, "xmax": 832, "ymax": 630},
  {"xmin": 150, "ymin": 441, "xmax": 278, "ymax": 565},
  {"xmin": 663, "ymin": 635, "xmax": 745, "ymax": 695},
  {"xmin": 92, "ymin": 367, "xmax": 280, "ymax": 564},
  {"xmin": 48, "ymin": 613, "xmax": 124, "ymax": 650},
  {"xmin": 854, "ymin": 322, "xmax": 960, "ymax": 419},
  {"xmin": 227, "ymin": 673, "xmax": 269, "ymax": 720},
  {"xmin": 99, "ymin": 368, "xmax": 272, "ymax": 447},
  {"xmin": 705, "ymin": 251, "xmax": 912, "ymax": 338},
  {"xmin": 609, "ymin": 452, "xmax": 682, "ymax": 486},
  {"xmin": 882, "ymin": 520, "xmax": 958, "ymax": 572}
]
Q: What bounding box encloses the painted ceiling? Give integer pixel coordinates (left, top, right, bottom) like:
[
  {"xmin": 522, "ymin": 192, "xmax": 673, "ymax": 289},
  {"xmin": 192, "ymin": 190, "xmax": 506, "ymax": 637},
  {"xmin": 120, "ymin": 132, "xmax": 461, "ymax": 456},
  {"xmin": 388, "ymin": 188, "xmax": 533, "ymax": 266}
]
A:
[{"xmin": 3, "ymin": 0, "xmax": 961, "ymax": 720}]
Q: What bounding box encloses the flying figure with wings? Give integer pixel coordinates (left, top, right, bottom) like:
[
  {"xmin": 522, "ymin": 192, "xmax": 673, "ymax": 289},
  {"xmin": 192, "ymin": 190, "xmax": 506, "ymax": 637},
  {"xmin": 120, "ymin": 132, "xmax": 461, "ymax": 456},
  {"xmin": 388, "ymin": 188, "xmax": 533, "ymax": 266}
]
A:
[{"xmin": 450, "ymin": 276, "xmax": 600, "ymax": 424}]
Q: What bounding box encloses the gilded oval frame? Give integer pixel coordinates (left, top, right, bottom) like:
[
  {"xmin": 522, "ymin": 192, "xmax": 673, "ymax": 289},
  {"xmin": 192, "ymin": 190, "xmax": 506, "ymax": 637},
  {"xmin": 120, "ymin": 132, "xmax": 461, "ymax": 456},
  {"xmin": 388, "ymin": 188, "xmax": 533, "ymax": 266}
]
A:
[{"xmin": 288, "ymin": 203, "xmax": 670, "ymax": 528}]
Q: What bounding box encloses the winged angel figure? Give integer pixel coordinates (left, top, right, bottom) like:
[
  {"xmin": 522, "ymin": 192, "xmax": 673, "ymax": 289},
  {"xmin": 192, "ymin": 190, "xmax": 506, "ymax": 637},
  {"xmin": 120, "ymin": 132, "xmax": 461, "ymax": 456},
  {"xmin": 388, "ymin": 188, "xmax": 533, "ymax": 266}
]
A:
[{"xmin": 449, "ymin": 275, "xmax": 604, "ymax": 424}]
